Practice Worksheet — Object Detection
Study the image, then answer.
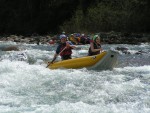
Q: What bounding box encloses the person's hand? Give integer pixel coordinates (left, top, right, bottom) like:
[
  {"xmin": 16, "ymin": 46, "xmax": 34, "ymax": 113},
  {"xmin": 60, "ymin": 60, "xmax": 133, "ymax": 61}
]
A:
[
  {"xmin": 47, "ymin": 61, "xmax": 53, "ymax": 64},
  {"xmin": 66, "ymin": 42, "xmax": 71, "ymax": 48},
  {"xmin": 46, "ymin": 61, "xmax": 53, "ymax": 68}
]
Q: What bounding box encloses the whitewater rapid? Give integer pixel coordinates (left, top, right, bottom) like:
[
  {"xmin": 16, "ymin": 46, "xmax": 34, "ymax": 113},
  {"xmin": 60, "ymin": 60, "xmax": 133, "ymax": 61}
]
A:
[{"xmin": 0, "ymin": 41, "xmax": 150, "ymax": 113}]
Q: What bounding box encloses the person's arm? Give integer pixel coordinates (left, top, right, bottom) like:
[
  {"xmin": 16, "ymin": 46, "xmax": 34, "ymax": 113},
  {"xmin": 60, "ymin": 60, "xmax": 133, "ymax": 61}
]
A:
[
  {"xmin": 66, "ymin": 41, "xmax": 76, "ymax": 49},
  {"xmin": 90, "ymin": 42, "xmax": 101, "ymax": 52},
  {"xmin": 50, "ymin": 45, "xmax": 60, "ymax": 63}
]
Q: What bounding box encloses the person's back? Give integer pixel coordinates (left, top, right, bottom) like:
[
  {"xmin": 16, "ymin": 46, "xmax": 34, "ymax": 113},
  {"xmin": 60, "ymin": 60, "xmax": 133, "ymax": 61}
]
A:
[{"xmin": 69, "ymin": 34, "xmax": 78, "ymax": 45}]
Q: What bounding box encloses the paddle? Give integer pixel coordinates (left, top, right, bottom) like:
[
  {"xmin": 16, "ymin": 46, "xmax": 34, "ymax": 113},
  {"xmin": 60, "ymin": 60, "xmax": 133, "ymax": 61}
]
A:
[
  {"xmin": 46, "ymin": 46, "xmax": 67, "ymax": 68},
  {"xmin": 46, "ymin": 41, "xmax": 79, "ymax": 68}
]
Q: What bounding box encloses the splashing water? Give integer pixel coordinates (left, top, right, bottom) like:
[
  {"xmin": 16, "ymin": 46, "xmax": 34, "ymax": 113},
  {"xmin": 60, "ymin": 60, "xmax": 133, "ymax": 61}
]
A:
[{"xmin": 0, "ymin": 41, "xmax": 150, "ymax": 113}]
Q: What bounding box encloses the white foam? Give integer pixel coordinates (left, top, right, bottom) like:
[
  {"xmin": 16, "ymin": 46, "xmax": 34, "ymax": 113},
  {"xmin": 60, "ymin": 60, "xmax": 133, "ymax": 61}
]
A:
[{"xmin": 0, "ymin": 42, "xmax": 150, "ymax": 113}]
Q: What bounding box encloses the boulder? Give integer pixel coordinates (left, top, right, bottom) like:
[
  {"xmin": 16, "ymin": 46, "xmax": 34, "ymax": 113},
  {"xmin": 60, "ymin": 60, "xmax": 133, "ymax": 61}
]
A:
[{"xmin": 1, "ymin": 46, "xmax": 19, "ymax": 51}]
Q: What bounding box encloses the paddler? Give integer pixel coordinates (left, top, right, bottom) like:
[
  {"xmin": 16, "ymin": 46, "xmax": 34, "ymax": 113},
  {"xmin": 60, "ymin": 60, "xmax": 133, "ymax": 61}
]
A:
[{"xmin": 50, "ymin": 34, "xmax": 76, "ymax": 63}]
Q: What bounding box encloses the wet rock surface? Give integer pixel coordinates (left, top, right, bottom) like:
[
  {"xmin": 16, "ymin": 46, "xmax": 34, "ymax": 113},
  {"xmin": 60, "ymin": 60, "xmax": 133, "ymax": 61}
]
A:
[{"xmin": 0, "ymin": 46, "xmax": 19, "ymax": 51}]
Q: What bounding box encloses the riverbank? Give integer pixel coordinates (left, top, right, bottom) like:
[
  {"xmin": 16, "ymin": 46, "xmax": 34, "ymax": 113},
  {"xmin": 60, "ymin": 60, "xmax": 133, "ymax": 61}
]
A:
[
  {"xmin": 100, "ymin": 32, "xmax": 150, "ymax": 44},
  {"xmin": 0, "ymin": 32, "xmax": 150, "ymax": 45}
]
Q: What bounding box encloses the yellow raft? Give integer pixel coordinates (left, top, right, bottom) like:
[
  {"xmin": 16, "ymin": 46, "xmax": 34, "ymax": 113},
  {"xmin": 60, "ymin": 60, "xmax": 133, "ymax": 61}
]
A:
[{"xmin": 47, "ymin": 50, "xmax": 118, "ymax": 70}]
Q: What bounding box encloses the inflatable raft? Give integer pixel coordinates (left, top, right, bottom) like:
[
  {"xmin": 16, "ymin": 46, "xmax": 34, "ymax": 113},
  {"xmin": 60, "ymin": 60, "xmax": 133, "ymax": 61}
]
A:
[{"xmin": 47, "ymin": 50, "xmax": 118, "ymax": 70}]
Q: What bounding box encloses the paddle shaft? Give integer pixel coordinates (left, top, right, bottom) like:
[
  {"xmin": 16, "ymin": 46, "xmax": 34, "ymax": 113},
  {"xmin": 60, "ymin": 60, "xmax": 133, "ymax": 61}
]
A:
[
  {"xmin": 46, "ymin": 46, "xmax": 67, "ymax": 68},
  {"xmin": 58, "ymin": 46, "xmax": 67, "ymax": 55}
]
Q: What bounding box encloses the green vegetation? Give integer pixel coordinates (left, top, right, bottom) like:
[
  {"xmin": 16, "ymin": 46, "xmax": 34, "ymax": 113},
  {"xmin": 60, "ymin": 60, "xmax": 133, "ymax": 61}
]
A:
[{"xmin": 0, "ymin": 0, "xmax": 149, "ymax": 35}]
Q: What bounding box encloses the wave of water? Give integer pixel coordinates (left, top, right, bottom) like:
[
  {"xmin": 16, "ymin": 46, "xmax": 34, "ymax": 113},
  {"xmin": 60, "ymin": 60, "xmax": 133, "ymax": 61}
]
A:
[{"xmin": 0, "ymin": 41, "xmax": 150, "ymax": 113}]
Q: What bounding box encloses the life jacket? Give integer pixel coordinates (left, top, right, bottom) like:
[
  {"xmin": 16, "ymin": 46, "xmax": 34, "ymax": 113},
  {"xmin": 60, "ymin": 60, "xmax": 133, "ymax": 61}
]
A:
[
  {"xmin": 59, "ymin": 44, "xmax": 72, "ymax": 57},
  {"xmin": 88, "ymin": 42, "xmax": 101, "ymax": 56}
]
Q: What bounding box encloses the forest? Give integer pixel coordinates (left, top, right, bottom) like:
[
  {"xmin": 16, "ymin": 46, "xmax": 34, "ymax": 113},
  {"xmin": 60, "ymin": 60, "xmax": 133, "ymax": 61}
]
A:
[{"xmin": 0, "ymin": 0, "xmax": 150, "ymax": 35}]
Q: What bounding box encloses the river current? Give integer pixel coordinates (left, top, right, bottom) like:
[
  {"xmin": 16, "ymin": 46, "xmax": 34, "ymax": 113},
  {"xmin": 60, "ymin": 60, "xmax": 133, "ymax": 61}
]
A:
[{"xmin": 0, "ymin": 41, "xmax": 150, "ymax": 113}]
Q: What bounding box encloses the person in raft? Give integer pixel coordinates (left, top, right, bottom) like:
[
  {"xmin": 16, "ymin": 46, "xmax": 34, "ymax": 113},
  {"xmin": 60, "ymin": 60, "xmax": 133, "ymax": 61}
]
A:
[
  {"xmin": 88, "ymin": 35, "xmax": 102, "ymax": 56},
  {"xmin": 50, "ymin": 34, "xmax": 76, "ymax": 63}
]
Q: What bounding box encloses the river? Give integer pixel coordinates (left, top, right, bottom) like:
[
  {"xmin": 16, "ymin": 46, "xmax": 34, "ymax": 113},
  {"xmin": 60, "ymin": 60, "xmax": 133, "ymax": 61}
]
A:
[{"xmin": 0, "ymin": 41, "xmax": 150, "ymax": 113}]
